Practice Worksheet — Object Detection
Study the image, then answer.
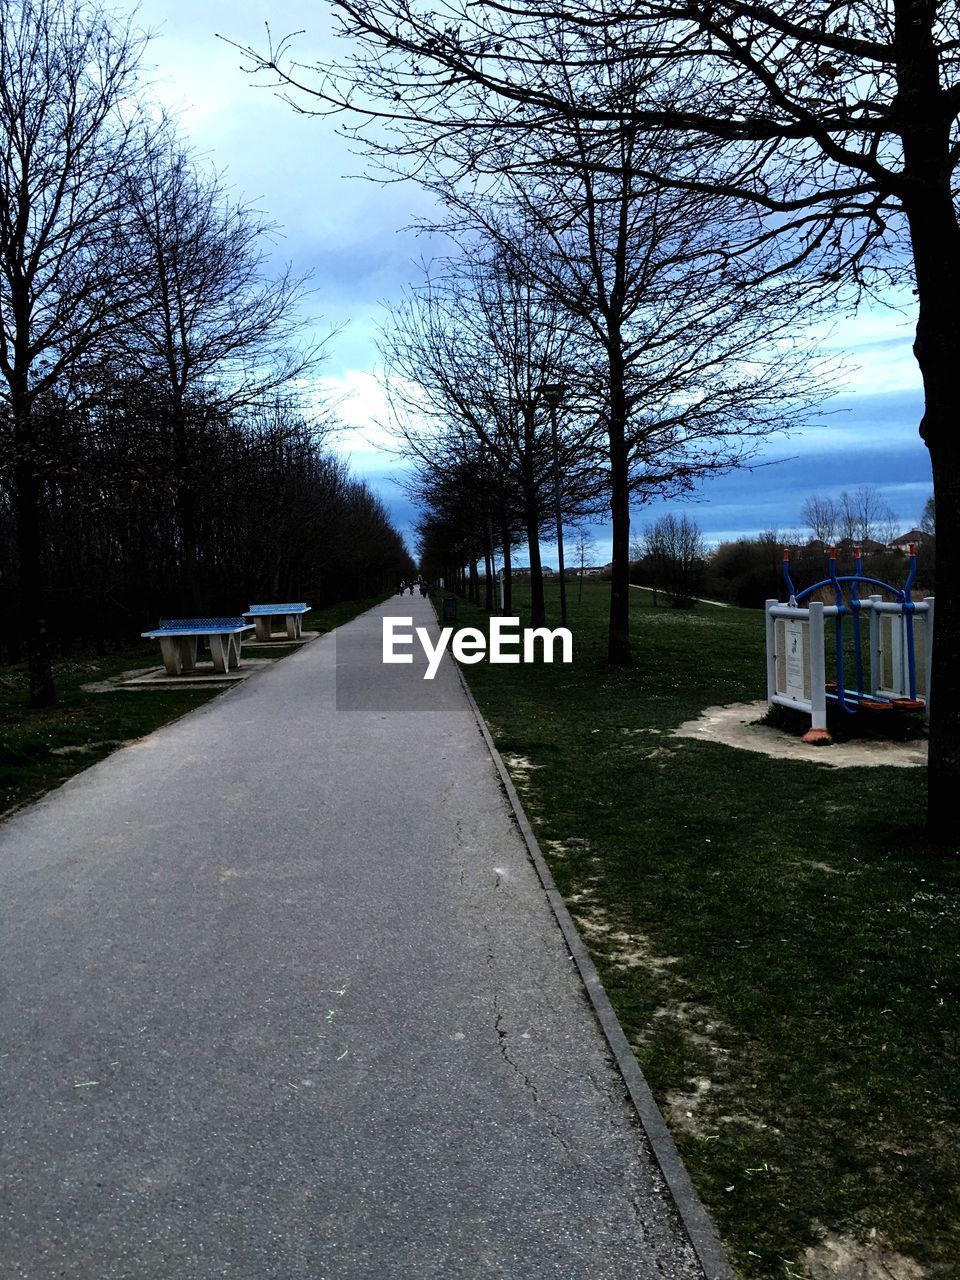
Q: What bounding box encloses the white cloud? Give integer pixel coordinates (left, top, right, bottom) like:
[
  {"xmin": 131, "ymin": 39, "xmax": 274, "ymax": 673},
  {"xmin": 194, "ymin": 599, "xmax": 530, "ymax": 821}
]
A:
[
  {"xmin": 813, "ymin": 301, "xmax": 922, "ymax": 396},
  {"xmin": 316, "ymin": 369, "xmax": 396, "ymax": 453}
]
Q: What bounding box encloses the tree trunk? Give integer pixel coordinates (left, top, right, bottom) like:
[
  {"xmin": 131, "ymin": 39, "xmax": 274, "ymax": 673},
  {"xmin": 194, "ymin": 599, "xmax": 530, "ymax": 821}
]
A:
[
  {"xmin": 524, "ymin": 492, "xmax": 546, "ymax": 627},
  {"xmin": 484, "ymin": 524, "xmax": 494, "ymax": 612},
  {"xmin": 926, "ymin": 442, "xmax": 960, "ymax": 846},
  {"xmin": 171, "ymin": 407, "xmax": 201, "ymax": 613},
  {"xmin": 897, "ymin": 0, "xmax": 960, "ymax": 843},
  {"xmin": 500, "ymin": 513, "xmax": 513, "ymax": 613},
  {"xmin": 607, "ymin": 420, "xmax": 632, "ymax": 666},
  {"xmin": 13, "ymin": 404, "xmax": 56, "ymax": 706}
]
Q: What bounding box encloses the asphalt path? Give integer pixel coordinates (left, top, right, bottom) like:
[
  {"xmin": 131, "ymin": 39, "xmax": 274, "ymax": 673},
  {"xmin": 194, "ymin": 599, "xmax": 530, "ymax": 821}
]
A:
[{"xmin": 0, "ymin": 594, "xmax": 703, "ymax": 1279}]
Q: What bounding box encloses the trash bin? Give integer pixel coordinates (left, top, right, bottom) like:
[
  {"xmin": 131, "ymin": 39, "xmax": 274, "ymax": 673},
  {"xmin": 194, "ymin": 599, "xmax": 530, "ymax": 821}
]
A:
[{"xmin": 442, "ymin": 597, "xmax": 457, "ymax": 622}]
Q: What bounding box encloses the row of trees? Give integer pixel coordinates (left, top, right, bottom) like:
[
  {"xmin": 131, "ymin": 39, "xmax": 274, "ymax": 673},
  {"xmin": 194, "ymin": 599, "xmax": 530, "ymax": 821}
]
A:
[
  {"xmin": 0, "ymin": 392, "xmax": 412, "ymax": 663},
  {"xmin": 370, "ymin": 117, "xmax": 828, "ymax": 651},
  {"xmin": 0, "ymin": 0, "xmax": 411, "ymax": 701},
  {"xmin": 236, "ymin": 2, "xmax": 960, "ymax": 838},
  {"xmin": 801, "ymin": 487, "xmax": 902, "ymax": 549}
]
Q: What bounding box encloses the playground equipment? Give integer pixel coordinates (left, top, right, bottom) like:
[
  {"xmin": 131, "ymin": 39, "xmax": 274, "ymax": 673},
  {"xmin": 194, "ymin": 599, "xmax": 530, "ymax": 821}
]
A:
[{"xmin": 765, "ymin": 544, "xmax": 934, "ymax": 744}]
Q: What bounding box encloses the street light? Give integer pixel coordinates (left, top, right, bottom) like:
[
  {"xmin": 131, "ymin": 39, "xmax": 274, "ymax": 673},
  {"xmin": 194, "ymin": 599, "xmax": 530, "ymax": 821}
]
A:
[{"xmin": 537, "ymin": 381, "xmax": 568, "ymax": 627}]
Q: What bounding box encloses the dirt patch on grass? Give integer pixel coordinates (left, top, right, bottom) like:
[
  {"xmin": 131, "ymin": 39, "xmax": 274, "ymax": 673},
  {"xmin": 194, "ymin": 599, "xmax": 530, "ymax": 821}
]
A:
[
  {"xmin": 501, "ymin": 752, "xmax": 543, "ymax": 782},
  {"xmin": 665, "ymin": 1076, "xmax": 716, "ymax": 1134},
  {"xmin": 566, "ymin": 892, "xmax": 752, "ymax": 1140},
  {"xmin": 674, "ymin": 702, "xmax": 927, "ymax": 769},
  {"xmin": 49, "ymin": 739, "xmax": 130, "ymax": 755},
  {"xmin": 801, "ymin": 1231, "xmax": 924, "ymax": 1279},
  {"xmin": 568, "ymin": 891, "xmax": 680, "ymax": 979},
  {"xmin": 542, "ymin": 836, "xmax": 593, "ymax": 860}
]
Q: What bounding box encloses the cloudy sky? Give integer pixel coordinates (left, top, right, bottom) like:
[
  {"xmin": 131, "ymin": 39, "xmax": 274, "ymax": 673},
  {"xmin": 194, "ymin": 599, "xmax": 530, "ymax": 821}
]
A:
[{"xmin": 140, "ymin": 0, "xmax": 934, "ymax": 560}]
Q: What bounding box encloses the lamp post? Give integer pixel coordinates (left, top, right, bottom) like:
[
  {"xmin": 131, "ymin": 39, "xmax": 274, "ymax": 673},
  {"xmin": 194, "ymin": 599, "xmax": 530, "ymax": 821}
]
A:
[{"xmin": 537, "ymin": 382, "xmax": 567, "ymax": 627}]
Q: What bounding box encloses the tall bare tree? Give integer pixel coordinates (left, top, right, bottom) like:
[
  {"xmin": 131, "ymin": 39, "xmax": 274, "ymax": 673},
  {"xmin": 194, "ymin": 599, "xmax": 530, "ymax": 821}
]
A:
[
  {"xmin": 836, "ymin": 486, "xmax": 898, "ymax": 546},
  {"xmin": 117, "ymin": 133, "xmax": 319, "ymax": 609},
  {"xmin": 381, "ymin": 243, "xmax": 605, "ymax": 625},
  {"xmin": 425, "ymin": 133, "xmax": 827, "ymax": 661},
  {"xmin": 801, "ymin": 495, "xmax": 840, "ymax": 546},
  {"xmin": 641, "ymin": 513, "xmax": 707, "ymax": 607},
  {"xmin": 0, "ymin": 0, "xmax": 147, "ymax": 704}
]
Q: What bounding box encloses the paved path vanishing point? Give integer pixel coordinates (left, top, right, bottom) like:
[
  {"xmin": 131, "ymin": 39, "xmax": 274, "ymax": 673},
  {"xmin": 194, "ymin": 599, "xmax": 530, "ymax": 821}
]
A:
[{"xmin": 1, "ymin": 594, "xmax": 710, "ymax": 1280}]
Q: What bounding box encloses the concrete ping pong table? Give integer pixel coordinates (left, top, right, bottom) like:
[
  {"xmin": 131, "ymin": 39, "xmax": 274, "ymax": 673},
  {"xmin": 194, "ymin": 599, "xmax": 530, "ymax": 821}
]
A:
[
  {"xmin": 141, "ymin": 618, "xmax": 255, "ymax": 676},
  {"xmin": 244, "ymin": 603, "xmax": 311, "ymax": 641}
]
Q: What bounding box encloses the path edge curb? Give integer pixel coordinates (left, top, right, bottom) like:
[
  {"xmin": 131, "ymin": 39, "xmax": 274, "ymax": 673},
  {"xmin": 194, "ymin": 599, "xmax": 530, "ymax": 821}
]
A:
[{"xmin": 454, "ymin": 665, "xmax": 736, "ymax": 1280}]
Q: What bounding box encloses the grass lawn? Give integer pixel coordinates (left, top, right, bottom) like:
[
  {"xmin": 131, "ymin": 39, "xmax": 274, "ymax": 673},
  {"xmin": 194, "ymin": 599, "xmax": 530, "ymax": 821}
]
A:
[
  {"xmin": 450, "ymin": 580, "xmax": 958, "ymax": 1280},
  {"xmin": 0, "ymin": 596, "xmax": 383, "ymax": 820}
]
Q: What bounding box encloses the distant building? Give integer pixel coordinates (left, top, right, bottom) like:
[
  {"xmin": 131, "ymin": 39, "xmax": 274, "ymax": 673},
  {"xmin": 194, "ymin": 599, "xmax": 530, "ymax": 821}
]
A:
[
  {"xmin": 787, "ymin": 538, "xmax": 890, "ymax": 556},
  {"xmin": 480, "ymin": 563, "xmax": 607, "ymax": 578},
  {"xmin": 837, "ymin": 537, "xmax": 888, "ymax": 555},
  {"xmin": 890, "ymin": 529, "xmax": 928, "ymax": 553}
]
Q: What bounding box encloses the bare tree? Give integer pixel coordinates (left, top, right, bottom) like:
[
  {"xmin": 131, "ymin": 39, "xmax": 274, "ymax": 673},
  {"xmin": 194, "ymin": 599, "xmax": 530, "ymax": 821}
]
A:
[
  {"xmin": 380, "ymin": 243, "xmax": 605, "ymax": 625},
  {"xmin": 836, "ymin": 487, "xmax": 898, "ymax": 546},
  {"xmin": 921, "ymin": 495, "xmax": 936, "ymax": 539},
  {"xmin": 0, "ymin": 0, "xmax": 148, "ymax": 704},
  {"xmin": 427, "ymin": 147, "xmax": 826, "ymax": 663},
  {"xmin": 801, "ymin": 495, "xmax": 839, "ymax": 546},
  {"xmin": 641, "ymin": 514, "xmax": 706, "ymax": 608},
  {"xmin": 116, "ymin": 132, "xmax": 320, "ymax": 609},
  {"xmin": 235, "ymin": 26, "xmax": 830, "ymax": 668},
  {"xmin": 571, "ymin": 528, "xmax": 598, "ymax": 603}
]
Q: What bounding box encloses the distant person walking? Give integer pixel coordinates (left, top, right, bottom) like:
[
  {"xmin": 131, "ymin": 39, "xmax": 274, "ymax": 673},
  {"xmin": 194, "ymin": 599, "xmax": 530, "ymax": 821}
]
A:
[{"xmin": 398, "ymin": 579, "xmax": 406, "ymax": 596}]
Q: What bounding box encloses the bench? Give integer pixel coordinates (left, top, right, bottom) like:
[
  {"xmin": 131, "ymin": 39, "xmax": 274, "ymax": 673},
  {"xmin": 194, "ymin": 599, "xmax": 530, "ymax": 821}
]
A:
[
  {"xmin": 244, "ymin": 603, "xmax": 311, "ymax": 641},
  {"xmin": 141, "ymin": 618, "xmax": 255, "ymax": 676}
]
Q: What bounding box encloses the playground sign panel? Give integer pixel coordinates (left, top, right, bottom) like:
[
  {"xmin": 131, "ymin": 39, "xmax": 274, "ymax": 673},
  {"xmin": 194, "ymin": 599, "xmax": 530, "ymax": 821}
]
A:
[{"xmin": 783, "ymin": 618, "xmax": 806, "ymax": 703}]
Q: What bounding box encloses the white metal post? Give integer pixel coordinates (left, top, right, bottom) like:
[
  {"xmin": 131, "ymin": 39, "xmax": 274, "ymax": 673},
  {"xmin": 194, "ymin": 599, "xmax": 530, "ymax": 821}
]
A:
[
  {"xmin": 868, "ymin": 594, "xmax": 881, "ymax": 696},
  {"xmin": 764, "ymin": 600, "xmax": 778, "ymax": 707},
  {"xmin": 807, "ymin": 600, "xmax": 830, "ymax": 741}
]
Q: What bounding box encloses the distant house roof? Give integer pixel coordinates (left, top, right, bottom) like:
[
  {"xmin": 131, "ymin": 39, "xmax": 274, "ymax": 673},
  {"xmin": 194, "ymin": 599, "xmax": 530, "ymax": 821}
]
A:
[
  {"xmin": 890, "ymin": 529, "xmax": 927, "ymax": 547},
  {"xmin": 837, "ymin": 537, "xmax": 888, "ymax": 553}
]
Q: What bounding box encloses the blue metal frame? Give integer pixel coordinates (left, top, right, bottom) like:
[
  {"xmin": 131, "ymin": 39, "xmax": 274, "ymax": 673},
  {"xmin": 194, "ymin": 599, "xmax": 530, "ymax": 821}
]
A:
[
  {"xmin": 782, "ymin": 545, "xmax": 920, "ymax": 712},
  {"xmin": 244, "ymin": 604, "xmax": 310, "ymax": 616},
  {"xmin": 142, "ymin": 617, "xmax": 253, "ymax": 637}
]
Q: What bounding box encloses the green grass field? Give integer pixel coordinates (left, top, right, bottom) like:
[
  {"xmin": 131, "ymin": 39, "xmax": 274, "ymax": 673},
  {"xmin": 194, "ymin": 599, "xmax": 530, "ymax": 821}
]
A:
[
  {"xmin": 451, "ymin": 580, "xmax": 958, "ymax": 1280},
  {"xmin": 0, "ymin": 596, "xmax": 382, "ymax": 820}
]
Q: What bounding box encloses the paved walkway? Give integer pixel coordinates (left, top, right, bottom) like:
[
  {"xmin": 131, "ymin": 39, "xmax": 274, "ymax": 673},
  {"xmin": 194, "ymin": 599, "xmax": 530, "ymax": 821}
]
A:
[
  {"xmin": 0, "ymin": 595, "xmax": 704, "ymax": 1279},
  {"xmin": 630, "ymin": 585, "xmax": 731, "ymax": 609}
]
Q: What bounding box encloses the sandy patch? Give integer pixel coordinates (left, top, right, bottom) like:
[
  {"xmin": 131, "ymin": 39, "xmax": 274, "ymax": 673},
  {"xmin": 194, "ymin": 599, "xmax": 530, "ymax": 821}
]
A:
[
  {"xmin": 50, "ymin": 739, "xmax": 130, "ymax": 756},
  {"xmin": 802, "ymin": 1231, "xmax": 924, "ymax": 1279},
  {"xmin": 567, "ymin": 889, "xmax": 680, "ymax": 979},
  {"xmin": 674, "ymin": 702, "xmax": 927, "ymax": 769},
  {"xmin": 542, "ymin": 837, "xmax": 593, "ymax": 860},
  {"xmin": 666, "ymin": 1076, "xmax": 714, "ymax": 1133},
  {"xmin": 501, "ymin": 752, "xmax": 542, "ymax": 778}
]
